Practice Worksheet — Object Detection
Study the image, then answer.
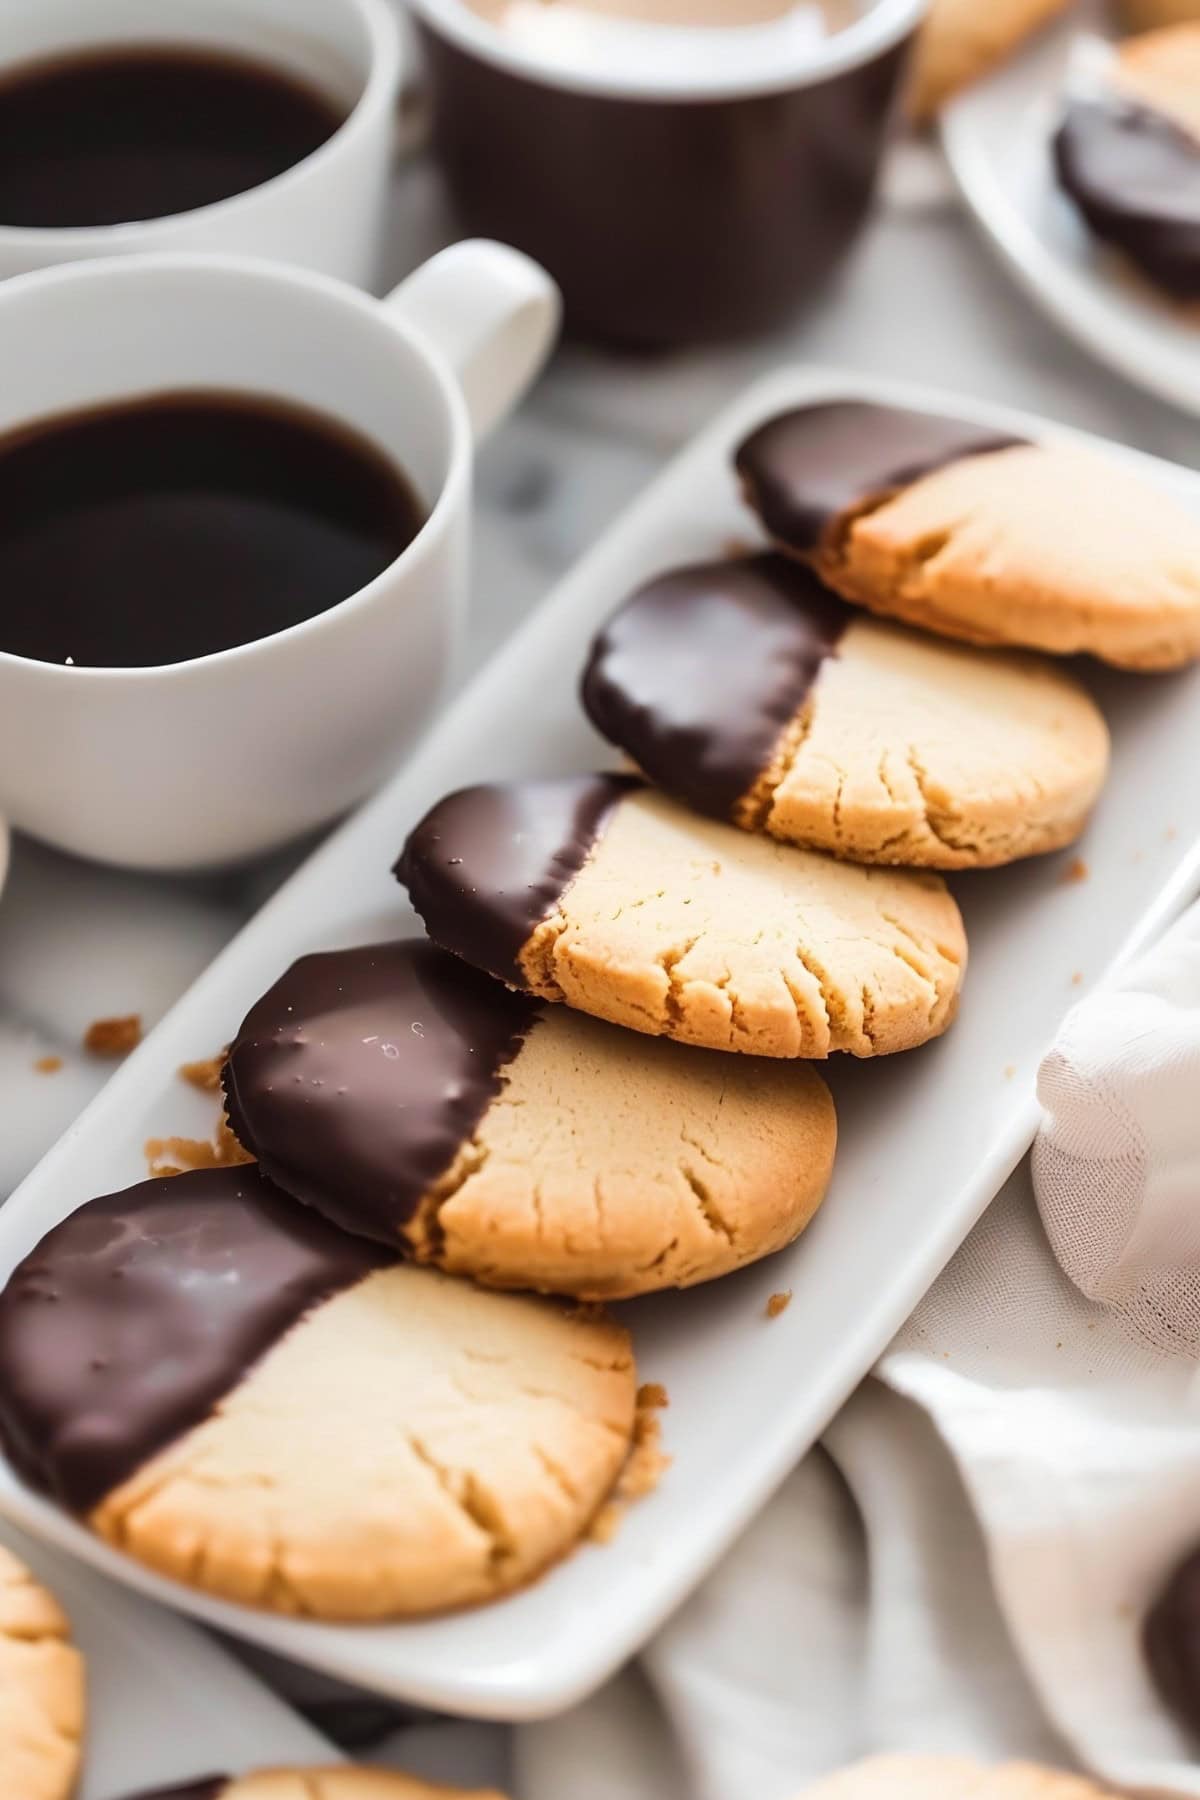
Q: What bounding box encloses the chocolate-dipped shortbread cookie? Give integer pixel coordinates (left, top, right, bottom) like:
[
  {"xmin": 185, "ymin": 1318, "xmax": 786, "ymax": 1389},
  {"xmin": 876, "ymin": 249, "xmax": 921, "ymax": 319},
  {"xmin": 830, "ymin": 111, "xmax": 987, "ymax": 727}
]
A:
[
  {"xmin": 582, "ymin": 554, "xmax": 1109, "ymax": 868},
  {"xmin": 225, "ymin": 940, "xmax": 835, "ymax": 1299},
  {"xmin": 737, "ymin": 401, "xmax": 1200, "ymax": 669},
  {"xmin": 0, "ymin": 1545, "xmax": 84, "ymax": 1800},
  {"xmin": 1055, "ymin": 25, "xmax": 1200, "ymax": 302},
  {"xmin": 124, "ymin": 1774, "xmax": 508, "ymax": 1800},
  {"xmin": 396, "ymin": 776, "xmax": 966, "ymax": 1058},
  {"xmin": 0, "ymin": 1168, "xmax": 636, "ymax": 1619}
]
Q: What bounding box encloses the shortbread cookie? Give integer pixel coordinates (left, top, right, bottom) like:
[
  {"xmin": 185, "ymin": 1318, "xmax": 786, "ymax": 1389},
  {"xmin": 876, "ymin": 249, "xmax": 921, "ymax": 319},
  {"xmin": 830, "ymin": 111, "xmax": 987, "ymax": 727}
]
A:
[
  {"xmin": 797, "ymin": 1754, "xmax": 1120, "ymax": 1800},
  {"xmin": 582, "ymin": 554, "xmax": 1109, "ymax": 868},
  {"xmin": 1055, "ymin": 25, "xmax": 1200, "ymax": 301},
  {"xmin": 737, "ymin": 402, "xmax": 1200, "ymax": 669},
  {"xmin": 0, "ymin": 1169, "xmax": 636, "ymax": 1619},
  {"xmin": 126, "ymin": 1773, "xmax": 507, "ymax": 1799},
  {"xmin": 1118, "ymin": 0, "xmax": 1200, "ymax": 28},
  {"xmin": 225, "ymin": 940, "xmax": 835, "ymax": 1298},
  {"xmin": 0, "ymin": 1545, "xmax": 84, "ymax": 1800},
  {"xmin": 397, "ymin": 776, "xmax": 966, "ymax": 1058},
  {"xmin": 909, "ymin": 0, "xmax": 1072, "ymax": 120}
]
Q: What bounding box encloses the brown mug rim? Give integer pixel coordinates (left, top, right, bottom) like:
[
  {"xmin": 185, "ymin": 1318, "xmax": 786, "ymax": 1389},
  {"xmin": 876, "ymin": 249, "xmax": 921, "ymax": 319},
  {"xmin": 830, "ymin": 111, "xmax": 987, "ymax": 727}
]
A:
[{"xmin": 405, "ymin": 0, "xmax": 927, "ymax": 103}]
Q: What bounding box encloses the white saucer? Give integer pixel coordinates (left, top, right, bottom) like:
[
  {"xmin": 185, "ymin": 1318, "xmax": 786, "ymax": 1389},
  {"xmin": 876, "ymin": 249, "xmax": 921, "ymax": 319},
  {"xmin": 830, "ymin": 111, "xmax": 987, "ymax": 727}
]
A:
[{"xmin": 942, "ymin": 3, "xmax": 1200, "ymax": 418}]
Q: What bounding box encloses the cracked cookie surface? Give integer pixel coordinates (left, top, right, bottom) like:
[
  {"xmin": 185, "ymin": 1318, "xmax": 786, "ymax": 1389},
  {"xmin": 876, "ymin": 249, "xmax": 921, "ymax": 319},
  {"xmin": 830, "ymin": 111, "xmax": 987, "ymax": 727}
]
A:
[
  {"xmin": 0, "ymin": 1169, "xmax": 635, "ymax": 1620},
  {"xmin": 129, "ymin": 1769, "xmax": 509, "ymax": 1798},
  {"xmin": 226, "ymin": 941, "xmax": 836, "ymax": 1300},
  {"xmin": 582, "ymin": 554, "xmax": 1109, "ymax": 868},
  {"xmin": 737, "ymin": 403, "xmax": 1200, "ymax": 668},
  {"xmin": 797, "ymin": 1756, "xmax": 1121, "ymax": 1800},
  {"xmin": 0, "ymin": 1545, "xmax": 84, "ymax": 1800},
  {"xmin": 400, "ymin": 779, "xmax": 966, "ymax": 1059},
  {"xmin": 90, "ymin": 1262, "xmax": 635, "ymax": 1617}
]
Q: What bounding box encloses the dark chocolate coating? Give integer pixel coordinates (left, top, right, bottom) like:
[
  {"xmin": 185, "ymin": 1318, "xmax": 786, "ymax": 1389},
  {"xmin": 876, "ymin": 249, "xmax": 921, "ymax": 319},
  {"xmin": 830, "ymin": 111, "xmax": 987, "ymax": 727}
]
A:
[
  {"xmin": 119, "ymin": 1782, "xmax": 226, "ymax": 1800},
  {"xmin": 417, "ymin": 23, "xmax": 912, "ymax": 347},
  {"xmin": 0, "ymin": 1167, "xmax": 390, "ymax": 1514},
  {"xmin": 735, "ymin": 401, "xmax": 1026, "ymax": 551},
  {"xmin": 395, "ymin": 774, "xmax": 639, "ymax": 985},
  {"xmin": 224, "ymin": 940, "xmax": 541, "ymax": 1244},
  {"xmin": 581, "ymin": 555, "xmax": 849, "ymax": 820},
  {"xmin": 1054, "ymin": 94, "xmax": 1200, "ymax": 301},
  {"xmin": 1144, "ymin": 1543, "xmax": 1200, "ymax": 1741}
]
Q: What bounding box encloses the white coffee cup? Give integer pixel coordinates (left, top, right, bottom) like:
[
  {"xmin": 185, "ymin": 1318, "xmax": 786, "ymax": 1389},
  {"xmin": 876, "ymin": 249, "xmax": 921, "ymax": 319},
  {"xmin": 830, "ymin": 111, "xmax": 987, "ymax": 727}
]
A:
[
  {"xmin": 0, "ymin": 0, "xmax": 402, "ymax": 288},
  {"xmin": 0, "ymin": 243, "xmax": 560, "ymax": 870}
]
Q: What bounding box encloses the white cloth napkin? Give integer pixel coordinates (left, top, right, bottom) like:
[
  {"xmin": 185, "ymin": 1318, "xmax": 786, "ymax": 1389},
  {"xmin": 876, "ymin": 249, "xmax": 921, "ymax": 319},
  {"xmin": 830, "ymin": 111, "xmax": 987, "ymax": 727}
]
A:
[{"xmin": 503, "ymin": 902, "xmax": 1200, "ymax": 1799}]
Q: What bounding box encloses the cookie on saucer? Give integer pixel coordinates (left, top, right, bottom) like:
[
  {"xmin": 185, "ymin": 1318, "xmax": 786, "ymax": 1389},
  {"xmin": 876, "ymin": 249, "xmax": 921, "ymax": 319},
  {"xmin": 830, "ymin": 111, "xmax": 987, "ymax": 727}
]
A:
[
  {"xmin": 125, "ymin": 1772, "xmax": 508, "ymax": 1799},
  {"xmin": 1055, "ymin": 24, "xmax": 1200, "ymax": 302},
  {"xmin": 397, "ymin": 776, "xmax": 966, "ymax": 1059},
  {"xmin": 0, "ymin": 1544, "xmax": 84, "ymax": 1800},
  {"xmin": 0, "ymin": 1168, "xmax": 636, "ymax": 1620},
  {"xmin": 582, "ymin": 553, "xmax": 1109, "ymax": 868},
  {"xmin": 737, "ymin": 401, "xmax": 1200, "ymax": 669},
  {"xmin": 797, "ymin": 1755, "xmax": 1120, "ymax": 1800},
  {"xmin": 225, "ymin": 940, "xmax": 836, "ymax": 1299}
]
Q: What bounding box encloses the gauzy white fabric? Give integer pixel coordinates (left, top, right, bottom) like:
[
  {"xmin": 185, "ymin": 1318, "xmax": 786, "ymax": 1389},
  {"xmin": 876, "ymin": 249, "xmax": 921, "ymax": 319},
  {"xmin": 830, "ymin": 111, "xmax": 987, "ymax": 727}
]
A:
[{"xmin": 378, "ymin": 905, "xmax": 1200, "ymax": 1799}]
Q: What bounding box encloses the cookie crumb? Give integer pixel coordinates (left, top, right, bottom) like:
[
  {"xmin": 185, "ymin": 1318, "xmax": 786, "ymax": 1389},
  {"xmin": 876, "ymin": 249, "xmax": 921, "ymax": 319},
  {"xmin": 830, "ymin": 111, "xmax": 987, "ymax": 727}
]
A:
[
  {"xmin": 33, "ymin": 1054, "xmax": 63, "ymax": 1075},
  {"xmin": 146, "ymin": 1115, "xmax": 254, "ymax": 1179},
  {"xmin": 1061, "ymin": 857, "xmax": 1089, "ymax": 885},
  {"xmin": 178, "ymin": 1051, "xmax": 226, "ymax": 1092},
  {"xmin": 766, "ymin": 1290, "xmax": 792, "ymax": 1319},
  {"xmin": 1003, "ymin": 1064, "xmax": 1016, "ymax": 1080},
  {"xmin": 588, "ymin": 1388, "xmax": 671, "ymax": 1545},
  {"xmin": 1071, "ymin": 971, "xmax": 1083, "ymax": 986},
  {"xmin": 1166, "ymin": 825, "xmax": 1178, "ymax": 841},
  {"xmin": 84, "ymin": 1014, "xmax": 142, "ymax": 1058}
]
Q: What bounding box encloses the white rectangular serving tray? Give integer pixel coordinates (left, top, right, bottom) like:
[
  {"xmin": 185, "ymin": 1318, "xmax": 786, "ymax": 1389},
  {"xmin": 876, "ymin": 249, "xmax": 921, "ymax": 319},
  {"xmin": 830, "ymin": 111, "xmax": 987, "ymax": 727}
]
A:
[
  {"xmin": 0, "ymin": 1517, "xmax": 332, "ymax": 1798},
  {"xmin": 2, "ymin": 367, "xmax": 1200, "ymax": 1722}
]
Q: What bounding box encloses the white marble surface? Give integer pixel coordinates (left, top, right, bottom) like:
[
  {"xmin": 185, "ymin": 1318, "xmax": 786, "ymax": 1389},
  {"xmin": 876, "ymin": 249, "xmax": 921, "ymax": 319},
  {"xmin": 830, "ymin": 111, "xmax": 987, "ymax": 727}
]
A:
[
  {"xmin": 1, "ymin": 136, "xmax": 1199, "ymax": 1792},
  {"xmin": 4, "ymin": 146, "xmax": 1198, "ymax": 1199}
]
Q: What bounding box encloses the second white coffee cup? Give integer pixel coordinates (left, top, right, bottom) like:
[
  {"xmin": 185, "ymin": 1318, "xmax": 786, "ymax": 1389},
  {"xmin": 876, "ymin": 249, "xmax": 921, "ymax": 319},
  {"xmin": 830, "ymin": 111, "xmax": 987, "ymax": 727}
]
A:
[
  {"xmin": 0, "ymin": 0, "xmax": 402, "ymax": 286},
  {"xmin": 0, "ymin": 243, "xmax": 561, "ymax": 869}
]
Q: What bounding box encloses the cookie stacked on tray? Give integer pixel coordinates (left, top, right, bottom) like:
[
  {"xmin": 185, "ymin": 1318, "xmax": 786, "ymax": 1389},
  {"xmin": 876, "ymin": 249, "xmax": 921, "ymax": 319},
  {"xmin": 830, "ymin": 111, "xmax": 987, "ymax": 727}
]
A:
[{"xmin": 1, "ymin": 400, "xmax": 1197, "ymax": 1634}]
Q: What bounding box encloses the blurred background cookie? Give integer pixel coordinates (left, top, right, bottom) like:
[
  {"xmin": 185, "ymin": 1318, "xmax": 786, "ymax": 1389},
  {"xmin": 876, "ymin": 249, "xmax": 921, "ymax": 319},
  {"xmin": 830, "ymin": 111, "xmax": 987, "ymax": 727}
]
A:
[
  {"xmin": 124, "ymin": 1772, "xmax": 509, "ymax": 1798},
  {"xmin": 582, "ymin": 554, "xmax": 1109, "ymax": 868},
  {"xmin": 0, "ymin": 1544, "xmax": 84, "ymax": 1800},
  {"xmin": 1055, "ymin": 23, "xmax": 1200, "ymax": 302},
  {"xmin": 796, "ymin": 1754, "xmax": 1119, "ymax": 1800},
  {"xmin": 908, "ymin": 0, "xmax": 1074, "ymax": 120},
  {"xmin": 1115, "ymin": 0, "xmax": 1200, "ymax": 29},
  {"xmin": 398, "ymin": 777, "xmax": 966, "ymax": 1058},
  {"xmin": 0, "ymin": 1169, "xmax": 636, "ymax": 1619},
  {"xmin": 225, "ymin": 941, "xmax": 836, "ymax": 1299}
]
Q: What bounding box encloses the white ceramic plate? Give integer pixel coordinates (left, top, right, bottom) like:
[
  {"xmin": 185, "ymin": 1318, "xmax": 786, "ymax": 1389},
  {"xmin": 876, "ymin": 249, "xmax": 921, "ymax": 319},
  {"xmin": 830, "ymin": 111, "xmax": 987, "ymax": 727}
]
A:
[
  {"xmin": 942, "ymin": 3, "xmax": 1200, "ymax": 417},
  {"xmin": 0, "ymin": 1517, "xmax": 331, "ymax": 1798},
  {"xmin": 2, "ymin": 368, "xmax": 1200, "ymax": 1722}
]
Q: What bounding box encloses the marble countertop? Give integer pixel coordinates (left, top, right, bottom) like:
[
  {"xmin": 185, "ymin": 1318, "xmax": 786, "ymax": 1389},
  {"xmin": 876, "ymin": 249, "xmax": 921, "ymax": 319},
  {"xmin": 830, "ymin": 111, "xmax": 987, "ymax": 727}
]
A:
[{"xmin": 3, "ymin": 146, "xmax": 1198, "ymax": 1203}]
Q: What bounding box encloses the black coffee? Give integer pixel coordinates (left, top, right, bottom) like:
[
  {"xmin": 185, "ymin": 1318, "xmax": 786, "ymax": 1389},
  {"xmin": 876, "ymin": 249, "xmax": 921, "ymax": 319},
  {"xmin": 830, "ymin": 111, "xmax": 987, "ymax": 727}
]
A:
[
  {"xmin": 0, "ymin": 47, "xmax": 346, "ymax": 229},
  {"xmin": 0, "ymin": 393, "xmax": 424, "ymax": 667}
]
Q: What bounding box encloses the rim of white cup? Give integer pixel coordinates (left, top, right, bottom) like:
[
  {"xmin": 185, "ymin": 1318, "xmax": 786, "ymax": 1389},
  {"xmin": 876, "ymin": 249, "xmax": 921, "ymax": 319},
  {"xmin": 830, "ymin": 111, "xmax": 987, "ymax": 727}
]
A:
[
  {"xmin": 405, "ymin": 0, "xmax": 926, "ymax": 103},
  {"xmin": 0, "ymin": 252, "xmax": 471, "ymax": 683},
  {"xmin": 0, "ymin": 0, "xmax": 402, "ymax": 250}
]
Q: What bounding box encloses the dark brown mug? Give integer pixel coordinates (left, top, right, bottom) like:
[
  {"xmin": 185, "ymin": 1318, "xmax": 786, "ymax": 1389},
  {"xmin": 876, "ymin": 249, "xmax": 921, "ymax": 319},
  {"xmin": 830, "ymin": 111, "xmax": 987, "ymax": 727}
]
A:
[{"xmin": 407, "ymin": 0, "xmax": 926, "ymax": 348}]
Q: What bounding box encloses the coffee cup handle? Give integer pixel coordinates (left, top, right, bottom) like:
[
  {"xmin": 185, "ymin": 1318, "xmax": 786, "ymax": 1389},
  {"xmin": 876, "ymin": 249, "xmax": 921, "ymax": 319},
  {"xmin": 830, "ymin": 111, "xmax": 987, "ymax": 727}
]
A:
[{"xmin": 381, "ymin": 240, "xmax": 561, "ymax": 441}]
